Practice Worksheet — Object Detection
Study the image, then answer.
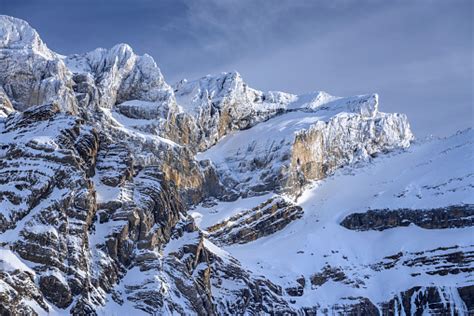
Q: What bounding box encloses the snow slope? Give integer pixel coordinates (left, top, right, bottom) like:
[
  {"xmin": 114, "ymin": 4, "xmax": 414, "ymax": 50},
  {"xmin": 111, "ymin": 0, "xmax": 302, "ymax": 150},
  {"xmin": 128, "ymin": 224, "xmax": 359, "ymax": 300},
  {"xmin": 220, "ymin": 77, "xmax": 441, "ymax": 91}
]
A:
[{"xmin": 194, "ymin": 128, "xmax": 474, "ymax": 310}]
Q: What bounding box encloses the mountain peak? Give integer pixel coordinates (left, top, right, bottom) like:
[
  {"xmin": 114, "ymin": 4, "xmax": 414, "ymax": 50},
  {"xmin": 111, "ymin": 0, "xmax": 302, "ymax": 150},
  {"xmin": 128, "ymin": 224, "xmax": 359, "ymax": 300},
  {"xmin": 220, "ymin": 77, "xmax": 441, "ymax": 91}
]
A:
[{"xmin": 0, "ymin": 15, "xmax": 54, "ymax": 59}]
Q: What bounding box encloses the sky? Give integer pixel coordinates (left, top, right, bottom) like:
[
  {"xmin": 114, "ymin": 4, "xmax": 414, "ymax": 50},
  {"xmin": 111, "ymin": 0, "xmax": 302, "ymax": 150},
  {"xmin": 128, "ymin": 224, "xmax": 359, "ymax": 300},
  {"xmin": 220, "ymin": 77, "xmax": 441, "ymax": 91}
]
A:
[{"xmin": 1, "ymin": 0, "xmax": 472, "ymax": 137}]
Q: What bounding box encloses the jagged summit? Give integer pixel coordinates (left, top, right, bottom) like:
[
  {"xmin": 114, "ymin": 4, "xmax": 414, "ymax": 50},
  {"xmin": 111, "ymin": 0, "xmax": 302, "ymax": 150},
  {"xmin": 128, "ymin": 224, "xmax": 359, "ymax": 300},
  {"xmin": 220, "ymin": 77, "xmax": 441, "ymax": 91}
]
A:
[
  {"xmin": 0, "ymin": 15, "xmax": 76, "ymax": 113},
  {"xmin": 64, "ymin": 42, "xmax": 175, "ymax": 110},
  {"xmin": 0, "ymin": 15, "xmax": 54, "ymax": 58},
  {"xmin": 0, "ymin": 15, "xmax": 472, "ymax": 315},
  {"xmin": 0, "ymin": 16, "xmax": 406, "ymax": 151}
]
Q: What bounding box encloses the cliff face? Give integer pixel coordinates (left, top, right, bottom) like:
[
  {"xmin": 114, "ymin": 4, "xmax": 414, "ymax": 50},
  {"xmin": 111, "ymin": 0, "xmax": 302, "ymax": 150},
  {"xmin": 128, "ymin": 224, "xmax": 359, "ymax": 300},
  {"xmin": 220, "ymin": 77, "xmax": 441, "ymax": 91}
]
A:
[
  {"xmin": 0, "ymin": 15, "xmax": 472, "ymax": 315},
  {"xmin": 197, "ymin": 93, "xmax": 413, "ymax": 198}
]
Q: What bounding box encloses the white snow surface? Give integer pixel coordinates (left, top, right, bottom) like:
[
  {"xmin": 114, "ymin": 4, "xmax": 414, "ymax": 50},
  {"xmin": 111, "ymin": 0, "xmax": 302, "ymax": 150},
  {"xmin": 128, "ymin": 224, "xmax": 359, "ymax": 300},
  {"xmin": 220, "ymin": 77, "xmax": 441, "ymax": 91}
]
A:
[
  {"xmin": 190, "ymin": 193, "xmax": 276, "ymax": 230},
  {"xmin": 196, "ymin": 92, "xmax": 382, "ymax": 162},
  {"xmin": 195, "ymin": 91, "xmax": 412, "ymax": 195},
  {"xmin": 0, "ymin": 248, "xmax": 35, "ymax": 274},
  {"xmin": 0, "ymin": 15, "xmax": 55, "ymax": 59},
  {"xmin": 177, "ymin": 71, "xmax": 378, "ymax": 121},
  {"xmin": 194, "ymin": 128, "xmax": 474, "ymax": 307}
]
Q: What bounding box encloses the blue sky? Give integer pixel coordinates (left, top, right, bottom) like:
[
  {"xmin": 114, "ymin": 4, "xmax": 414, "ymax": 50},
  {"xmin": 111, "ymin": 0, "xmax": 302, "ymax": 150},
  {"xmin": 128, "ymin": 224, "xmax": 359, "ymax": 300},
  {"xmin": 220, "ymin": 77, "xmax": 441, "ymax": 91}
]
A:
[{"xmin": 1, "ymin": 0, "xmax": 472, "ymax": 136}]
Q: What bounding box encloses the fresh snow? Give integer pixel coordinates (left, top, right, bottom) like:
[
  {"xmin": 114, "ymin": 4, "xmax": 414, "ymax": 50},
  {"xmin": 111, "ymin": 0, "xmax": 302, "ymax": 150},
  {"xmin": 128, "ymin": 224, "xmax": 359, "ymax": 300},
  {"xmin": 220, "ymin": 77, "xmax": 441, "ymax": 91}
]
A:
[
  {"xmin": 101, "ymin": 108, "xmax": 178, "ymax": 147},
  {"xmin": 91, "ymin": 175, "xmax": 122, "ymax": 203},
  {"xmin": 190, "ymin": 193, "xmax": 276, "ymax": 229},
  {"xmin": 0, "ymin": 248, "xmax": 35, "ymax": 274},
  {"xmin": 196, "ymin": 93, "xmax": 381, "ymax": 165},
  {"xmin": 194, "ymin": 128, "xmax": 474, "ymax": 308}
]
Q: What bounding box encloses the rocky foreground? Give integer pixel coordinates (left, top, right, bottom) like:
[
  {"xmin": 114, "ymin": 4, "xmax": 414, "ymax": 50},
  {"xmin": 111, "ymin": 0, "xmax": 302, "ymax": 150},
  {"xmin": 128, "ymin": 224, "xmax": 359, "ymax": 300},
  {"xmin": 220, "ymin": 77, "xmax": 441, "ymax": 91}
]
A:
[{"xmin": 0, "ymin": 15, "xmax": 472, "ymax": 315}]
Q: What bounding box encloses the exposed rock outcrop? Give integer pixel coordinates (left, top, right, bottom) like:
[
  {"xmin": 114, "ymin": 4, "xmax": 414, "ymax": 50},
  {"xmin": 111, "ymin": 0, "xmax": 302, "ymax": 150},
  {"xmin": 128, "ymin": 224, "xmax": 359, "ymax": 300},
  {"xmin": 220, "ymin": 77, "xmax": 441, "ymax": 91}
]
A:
[
  {"xmin": 207, "ymin": 196, "xmax": 303, "ymax": 246},
  {"xmin": 380, "ymin": 286, "xmax": 472, "ymax": 315},
  {"xmin": 172, "ymin": 72, "xmax": 293, "ymax": 151},
  {"xmin": 340, "ymin": 204, "xmax": 474, "ymax": 231},
  {"xmin": 371, "ymin": 245, "xmax": 474, "ymax": 277},
  {"xmin": 198, "ymin": 93, "xmax": 413, "ymax": 198}
]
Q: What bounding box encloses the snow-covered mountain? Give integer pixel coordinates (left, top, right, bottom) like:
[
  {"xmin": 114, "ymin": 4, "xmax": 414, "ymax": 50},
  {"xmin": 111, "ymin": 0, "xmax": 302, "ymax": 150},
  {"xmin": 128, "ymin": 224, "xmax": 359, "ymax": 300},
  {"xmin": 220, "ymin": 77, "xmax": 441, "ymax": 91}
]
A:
[{"xmin": 0, "ymin": 15, "xmax": 472, "ymax": 315}]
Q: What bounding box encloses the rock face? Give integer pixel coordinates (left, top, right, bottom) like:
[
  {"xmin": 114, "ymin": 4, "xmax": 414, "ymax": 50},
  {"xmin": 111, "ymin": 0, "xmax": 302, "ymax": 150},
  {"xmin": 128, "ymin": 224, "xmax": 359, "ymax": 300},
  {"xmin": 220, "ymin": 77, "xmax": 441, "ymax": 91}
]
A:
[
  {"xmin": 340, "ymin": 204, "xmax": 474, "ymax": 231},
  {"xmin": 287, "ymin": 96, "xmax": 412, "ymax": 196},
  {"xmin": 370, "ymin": 245, "xmax": 474, "ymax": 277},
  {"xmin": 197, "ymin": 93, "xmax": 413, "ymax": 197},
  {"xmin": 207, "ymin": 196, "xmax": 303, "ymax": 246},
  {"xmin": 172, "ymin": 72, "xmax": 293, "ymax": 151},
  {"xmin": 380, "ymin": 286, "xmax": 473, "ymax": 315},
  {"xmin": 0, "ymin": 103, "xmax": 99, "ymax": 311},
  {"xmin": 0, "ymin": 15, "xmax": 472, "ymax": 315}
]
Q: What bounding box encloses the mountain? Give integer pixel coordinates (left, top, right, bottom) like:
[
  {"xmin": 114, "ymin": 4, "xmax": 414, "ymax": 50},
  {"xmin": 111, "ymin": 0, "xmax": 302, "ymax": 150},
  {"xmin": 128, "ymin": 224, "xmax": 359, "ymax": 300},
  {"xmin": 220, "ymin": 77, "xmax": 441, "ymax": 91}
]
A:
[{"xmin": 0, "ymin": 15, "xmax": 472, "ymax": 315}]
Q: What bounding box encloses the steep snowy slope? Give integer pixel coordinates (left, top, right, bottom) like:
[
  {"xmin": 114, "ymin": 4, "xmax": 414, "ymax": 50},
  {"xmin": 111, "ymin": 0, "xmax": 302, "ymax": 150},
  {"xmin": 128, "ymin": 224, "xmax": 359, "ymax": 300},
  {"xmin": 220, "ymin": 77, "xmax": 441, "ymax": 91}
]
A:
[{"xmin": 193, "ymin": 129, "xmax": 473, "ymax": 314}]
